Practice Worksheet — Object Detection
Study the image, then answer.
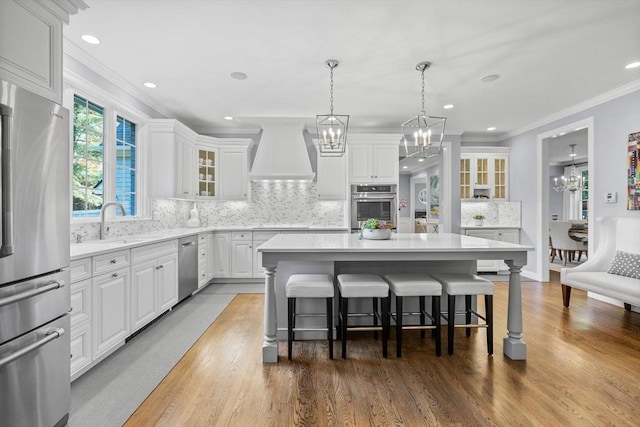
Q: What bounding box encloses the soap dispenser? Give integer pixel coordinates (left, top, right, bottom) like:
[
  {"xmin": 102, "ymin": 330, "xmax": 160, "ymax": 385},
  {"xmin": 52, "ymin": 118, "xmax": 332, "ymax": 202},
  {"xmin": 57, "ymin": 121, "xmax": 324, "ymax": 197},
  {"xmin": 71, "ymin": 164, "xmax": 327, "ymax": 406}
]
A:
[{"xmin": 186, "ymin": 202, "xmax": 201, "ymax": 228}]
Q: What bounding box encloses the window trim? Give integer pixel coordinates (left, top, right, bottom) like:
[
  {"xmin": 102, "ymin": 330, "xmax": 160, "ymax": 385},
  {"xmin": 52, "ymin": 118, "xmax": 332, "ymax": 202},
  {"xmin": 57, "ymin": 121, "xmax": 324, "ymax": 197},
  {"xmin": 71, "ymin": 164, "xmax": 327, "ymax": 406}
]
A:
[{"xmin": 64, "ymin": 81, "xmax": 150, "ymax": 223}]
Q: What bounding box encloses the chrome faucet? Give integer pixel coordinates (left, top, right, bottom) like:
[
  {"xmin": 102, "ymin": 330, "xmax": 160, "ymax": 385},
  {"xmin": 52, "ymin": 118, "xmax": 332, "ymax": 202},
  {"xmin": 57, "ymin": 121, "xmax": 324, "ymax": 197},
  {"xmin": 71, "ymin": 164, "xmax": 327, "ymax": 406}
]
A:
[{"xmin": 100, "ymin": 201, "xmax": 126, "ymax": 240}]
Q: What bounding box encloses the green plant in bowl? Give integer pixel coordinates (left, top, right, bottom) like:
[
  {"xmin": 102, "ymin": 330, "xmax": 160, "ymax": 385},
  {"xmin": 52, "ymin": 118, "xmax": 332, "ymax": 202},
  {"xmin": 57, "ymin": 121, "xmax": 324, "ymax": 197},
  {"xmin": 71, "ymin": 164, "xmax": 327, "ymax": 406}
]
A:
[
  {"xmin": 362, "ymin": 218, "xmax": 393, "ymax": 230},
  {"xmin": 473, "ymin": 214, "xmax": 486, "ymax": 220}
]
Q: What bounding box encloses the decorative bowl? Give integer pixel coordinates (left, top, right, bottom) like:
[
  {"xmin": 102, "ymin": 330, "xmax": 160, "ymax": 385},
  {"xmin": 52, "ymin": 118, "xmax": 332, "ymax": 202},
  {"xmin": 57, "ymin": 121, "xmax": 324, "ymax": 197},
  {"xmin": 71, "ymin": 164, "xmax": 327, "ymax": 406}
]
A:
[{"xmin": 362, "ymin": 228, "xmax": 392, "ymax": 240}]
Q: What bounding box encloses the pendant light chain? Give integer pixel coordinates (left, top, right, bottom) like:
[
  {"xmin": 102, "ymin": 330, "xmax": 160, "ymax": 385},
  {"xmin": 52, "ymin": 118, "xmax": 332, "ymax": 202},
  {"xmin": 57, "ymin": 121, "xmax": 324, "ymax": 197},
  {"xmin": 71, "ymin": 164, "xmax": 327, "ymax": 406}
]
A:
[
  {"xmin": 329, "ymin": 65, "xmax": 334, "ymax": 115},
  {"xmin": 421, "ymin": 67, "xmax": 426, "ymax": 114}
]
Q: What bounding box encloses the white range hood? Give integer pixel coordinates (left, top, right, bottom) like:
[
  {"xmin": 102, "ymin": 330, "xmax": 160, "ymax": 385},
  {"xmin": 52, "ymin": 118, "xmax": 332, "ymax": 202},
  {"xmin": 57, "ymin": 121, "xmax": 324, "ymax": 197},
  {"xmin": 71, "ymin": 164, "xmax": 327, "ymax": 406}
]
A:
[{"xmin": 249, "ymin": 121, "xmax": 315, "ymax": 181}]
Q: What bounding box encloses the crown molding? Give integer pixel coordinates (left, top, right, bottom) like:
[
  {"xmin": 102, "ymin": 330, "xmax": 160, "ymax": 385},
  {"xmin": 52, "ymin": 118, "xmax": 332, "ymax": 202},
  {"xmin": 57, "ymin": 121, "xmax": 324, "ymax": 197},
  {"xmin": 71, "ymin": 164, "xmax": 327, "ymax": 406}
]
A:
[
  {"xmin": 35, "ymin": 0, "xmax": 87, "ymax": 23},
  {"xmin": 63, "ymin": 38, "xmax": 176, "ymax": 120},
  {"xmin": 505, "ymin": 79, "xmax": 640, "ymax": 140}
]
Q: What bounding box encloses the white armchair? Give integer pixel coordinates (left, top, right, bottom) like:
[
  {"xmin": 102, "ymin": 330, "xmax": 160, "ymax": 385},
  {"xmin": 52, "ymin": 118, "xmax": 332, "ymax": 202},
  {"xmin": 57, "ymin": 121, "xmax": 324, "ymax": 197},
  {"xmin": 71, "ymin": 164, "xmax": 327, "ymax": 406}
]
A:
[
  {"xmin": 549, "ymin": 221, "xmax": 587, "ymax": 265},
  {"xmin": 560, "ymin": 217, "xmax": 640, "ymax": 309}
]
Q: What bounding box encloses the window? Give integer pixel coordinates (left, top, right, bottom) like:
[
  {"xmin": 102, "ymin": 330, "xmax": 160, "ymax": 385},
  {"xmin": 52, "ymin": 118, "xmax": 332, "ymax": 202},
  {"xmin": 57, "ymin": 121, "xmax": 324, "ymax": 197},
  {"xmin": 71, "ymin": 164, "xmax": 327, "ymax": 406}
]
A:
[
  {"xmin": 116, "ymin": 116, "xmax": 136, "ymax": 215},
  {"xmin": 73, "ymin": 95, "xmax": 104, "ymax": 218},
  {"xmin": 72, "ymin": 95, "xmax": 138, "ymax": 219}
]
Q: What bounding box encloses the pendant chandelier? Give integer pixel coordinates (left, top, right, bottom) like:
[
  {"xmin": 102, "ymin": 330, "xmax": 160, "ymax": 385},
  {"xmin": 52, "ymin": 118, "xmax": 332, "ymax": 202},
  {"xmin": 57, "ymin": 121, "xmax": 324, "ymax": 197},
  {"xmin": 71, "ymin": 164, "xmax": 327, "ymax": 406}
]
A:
[
  {"xmin": 553, "ymin": 143, "xmax": 583, "ymax": 192},
  {"xmin": 401, "ymin": 61, "xmax": 446, "ymax": 158},
  {"xmin": 316, "ymin": 59, "xmax": 349, "ymax": 157}
]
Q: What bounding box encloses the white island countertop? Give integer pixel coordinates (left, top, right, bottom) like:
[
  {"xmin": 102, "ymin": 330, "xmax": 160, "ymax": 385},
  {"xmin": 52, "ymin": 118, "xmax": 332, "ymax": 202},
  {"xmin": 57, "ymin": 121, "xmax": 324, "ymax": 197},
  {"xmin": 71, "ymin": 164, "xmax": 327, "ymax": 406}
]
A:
[{"xmin": 258, "ymin": 232, "xmax": 532, "ymax": 254}]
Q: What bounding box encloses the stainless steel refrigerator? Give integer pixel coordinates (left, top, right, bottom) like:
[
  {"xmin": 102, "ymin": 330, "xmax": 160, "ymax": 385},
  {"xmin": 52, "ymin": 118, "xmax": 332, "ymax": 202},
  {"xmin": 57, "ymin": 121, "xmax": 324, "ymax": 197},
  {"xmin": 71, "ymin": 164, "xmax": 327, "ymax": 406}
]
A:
[{"xmin": 0, "ymin": 81, "xmax": 71, "ymax": 427}]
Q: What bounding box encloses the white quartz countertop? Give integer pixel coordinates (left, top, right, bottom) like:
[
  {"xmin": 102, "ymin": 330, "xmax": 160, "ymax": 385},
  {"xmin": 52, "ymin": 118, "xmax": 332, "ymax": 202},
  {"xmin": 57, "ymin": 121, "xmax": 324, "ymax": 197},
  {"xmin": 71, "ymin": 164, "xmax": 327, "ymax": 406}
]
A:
[
  {"xmin": 460, "ymin": 225, "xmax": 522, "ymax": 229},
  {"xmin": 258, "ymin": 232, "xmax": 533, "ymax": 253},
  {"xmin": 70, "ymin": 226, "xmax": 349, "ymax": 260}
]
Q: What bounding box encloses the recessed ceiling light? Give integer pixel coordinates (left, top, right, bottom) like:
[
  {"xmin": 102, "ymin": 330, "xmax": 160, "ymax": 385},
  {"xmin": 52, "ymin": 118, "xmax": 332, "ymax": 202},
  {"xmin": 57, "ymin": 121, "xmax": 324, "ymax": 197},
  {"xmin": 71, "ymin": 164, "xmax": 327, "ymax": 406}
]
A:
[
  {"xmin": 559, "ymin": 132, "xmax": 566, "ymax": 136},
  {"xmin": 81, "ymin": 34, "xmax": 100, "ymax": 45},
  {"xmin": 418, "ymin": 158, "xmax": 425, "ymax": 162},
  {"xmin": 480, "ymin": 74, "xmax": 500, "ymax": 83},
  {"xmin": 625, "ymin": 61, "xmax": 640, "ymax": 69},
  {"xmin": 224, "ymin": 116, "xmax": 234, "ymax": 120},
  {"xmin": 487, "ymin": 127, "xmax": 496, "ymax": 131},
  {"xmin": 403, "ymin": 165, "xmax": 408, "ymax": 169},
  {"xmin": 230, "ymin": 72, "xmax": 248, "ymax": 80},
  {"xmin": 143, "ymin": 82, "xmax": 157, "ymax": 88},
  {"xmin": 443, "ymin": 104, "xmax": 454, "ymax": 109}
]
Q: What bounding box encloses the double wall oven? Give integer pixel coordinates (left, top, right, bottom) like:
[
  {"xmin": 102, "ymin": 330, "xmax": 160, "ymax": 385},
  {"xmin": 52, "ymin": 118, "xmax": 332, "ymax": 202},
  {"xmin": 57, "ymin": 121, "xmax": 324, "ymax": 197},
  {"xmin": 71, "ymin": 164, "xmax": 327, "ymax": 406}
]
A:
[{"xmin": 351, "ymin": 184, "xmax": 397, "ymax": 231}]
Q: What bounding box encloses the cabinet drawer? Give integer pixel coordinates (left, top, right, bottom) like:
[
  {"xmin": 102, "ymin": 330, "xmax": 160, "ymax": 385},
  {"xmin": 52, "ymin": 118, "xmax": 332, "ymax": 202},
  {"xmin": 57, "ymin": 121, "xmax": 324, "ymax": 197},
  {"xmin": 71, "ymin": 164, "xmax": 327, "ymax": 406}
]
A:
[
  {"xmin": 70, "ymin": 258, "xmax": 92, "ymax": 283},
  {"xmin": 231, "ymin": 231, "xmax": 252, "ymax": 241},
  {"xmin": 93, "ymin": 250, "xmax": 130, "ymax": 275},
  {"xmin": 131, "ymin": 241, "xmax": 178, "ymax": 264},
  {"xmin": 70, "ymin": 322, "xmax": 92, "ymax": 380},
  {"xmin": 70, "ymin": 279, "xmax": 91, "ymax": 327},
  {"xmin": 252, "ymin": 231, "xmax": 278, "ymax": 241},
  {"xmin": 198, "ymin": 233, "xmax": 208, "ymax": 244}
]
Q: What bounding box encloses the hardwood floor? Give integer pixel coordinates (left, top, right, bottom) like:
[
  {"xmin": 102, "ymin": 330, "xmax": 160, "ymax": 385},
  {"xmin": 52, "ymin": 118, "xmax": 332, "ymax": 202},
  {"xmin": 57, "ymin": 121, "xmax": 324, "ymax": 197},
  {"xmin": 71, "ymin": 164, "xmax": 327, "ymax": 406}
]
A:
[{"xmin": 126, "ymin": 272, "xmax": 640, "ymax": 426}]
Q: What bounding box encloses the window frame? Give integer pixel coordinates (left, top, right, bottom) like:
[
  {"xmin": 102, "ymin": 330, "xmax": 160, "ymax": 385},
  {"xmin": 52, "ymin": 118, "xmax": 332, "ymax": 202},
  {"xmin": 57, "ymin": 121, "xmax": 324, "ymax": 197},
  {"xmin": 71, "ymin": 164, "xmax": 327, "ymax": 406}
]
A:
[{"xmin": 65, "ymin": 83, "xmax": 149, "ymax": 223}]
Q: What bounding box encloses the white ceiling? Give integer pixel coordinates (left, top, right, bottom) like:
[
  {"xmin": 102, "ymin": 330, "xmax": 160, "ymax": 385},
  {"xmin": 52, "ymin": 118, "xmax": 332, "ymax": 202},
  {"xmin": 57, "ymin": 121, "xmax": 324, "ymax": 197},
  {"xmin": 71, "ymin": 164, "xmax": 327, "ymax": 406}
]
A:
[{"xmin": 65, "ymin": 1, "xmax": 639, "ymax": 148}]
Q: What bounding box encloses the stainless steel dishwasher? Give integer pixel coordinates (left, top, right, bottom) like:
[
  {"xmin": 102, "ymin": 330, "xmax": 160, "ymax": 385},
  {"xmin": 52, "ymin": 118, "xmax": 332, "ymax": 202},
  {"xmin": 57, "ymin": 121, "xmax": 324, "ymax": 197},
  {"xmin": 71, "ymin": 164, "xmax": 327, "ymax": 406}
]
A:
[{"xmin": 178, "ymin": 235, "xmax": 198, "ymax": 302}]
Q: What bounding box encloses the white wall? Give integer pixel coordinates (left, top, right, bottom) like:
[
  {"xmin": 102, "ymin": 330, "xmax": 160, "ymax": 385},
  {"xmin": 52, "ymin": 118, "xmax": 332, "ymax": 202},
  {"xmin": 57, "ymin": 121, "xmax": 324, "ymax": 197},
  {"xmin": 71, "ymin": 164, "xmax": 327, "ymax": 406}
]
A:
[{"xmin": 503, "ymin": 89, "xmax": 640, "ymax": 278}]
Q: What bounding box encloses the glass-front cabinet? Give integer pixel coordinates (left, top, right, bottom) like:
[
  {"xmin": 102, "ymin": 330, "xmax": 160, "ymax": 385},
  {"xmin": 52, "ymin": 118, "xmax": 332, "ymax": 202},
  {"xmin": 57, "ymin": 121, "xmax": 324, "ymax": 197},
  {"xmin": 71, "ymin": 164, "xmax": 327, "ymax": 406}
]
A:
[
  {"xmin": 460, "ymin": 148, "xmax": 510, "ymax": 200},
  {"xmin": 197, "ymin": 147, "xmax": 218, "ymax": 198}
]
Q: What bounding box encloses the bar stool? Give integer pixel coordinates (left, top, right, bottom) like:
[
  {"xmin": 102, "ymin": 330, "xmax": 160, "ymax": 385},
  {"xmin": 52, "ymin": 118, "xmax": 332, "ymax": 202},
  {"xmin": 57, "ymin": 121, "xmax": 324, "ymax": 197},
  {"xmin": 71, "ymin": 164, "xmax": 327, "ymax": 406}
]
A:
[
  {"xmin": 286, "ymin": 274, "xmax": 334, "ymax": 360},
  {"xmin": 336, "ymin": 274, "xmax": 390, "ymax": 359},
  {"xmin": 432, "ymin": 273, "xmax": 494, "ymax": 355},
  {"xmin": 383, "ymin": 274, "xmax": 442, "ymax": 357}
]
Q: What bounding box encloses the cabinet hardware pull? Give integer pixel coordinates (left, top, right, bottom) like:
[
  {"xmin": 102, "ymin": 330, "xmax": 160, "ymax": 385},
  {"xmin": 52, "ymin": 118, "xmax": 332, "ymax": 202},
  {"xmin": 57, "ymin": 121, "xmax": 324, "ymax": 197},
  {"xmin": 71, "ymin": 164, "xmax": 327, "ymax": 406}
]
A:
[
  {"xmin": 112, "ymin": 273, "xmax": 118, "ymax": 278},
  {"xmin": 110, "ymin": 259, "xmax": 117, "ymax": 264}
]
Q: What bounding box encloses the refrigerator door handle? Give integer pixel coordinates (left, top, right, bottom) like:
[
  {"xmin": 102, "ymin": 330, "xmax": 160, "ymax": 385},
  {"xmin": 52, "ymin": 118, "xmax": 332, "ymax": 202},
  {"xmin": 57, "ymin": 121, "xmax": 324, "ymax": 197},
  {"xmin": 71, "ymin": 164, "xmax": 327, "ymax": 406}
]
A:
[
  {"xmin": 0, "ymin": 328, "xmax": 64, "ymax": 369},
  {"xmin": 0, "ymin": 280, "xmax": 65, "ymax": 308},
  {"xmin": 0, "ymin": 103, "xmax": 14, "ymax": 258}
]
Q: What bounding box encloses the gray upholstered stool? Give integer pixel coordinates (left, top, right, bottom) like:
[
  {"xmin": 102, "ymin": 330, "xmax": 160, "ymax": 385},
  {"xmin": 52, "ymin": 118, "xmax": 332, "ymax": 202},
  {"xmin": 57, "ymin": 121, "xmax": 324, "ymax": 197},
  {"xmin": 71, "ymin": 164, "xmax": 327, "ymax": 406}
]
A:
[
  {"xmin": 285, "ymin": 274, "xmax": 334, "ymax": 360},
  {"xmin": 432, "ymin": 273, "xmax": 494, "ymax": 355},
  {"xmin": 337, "ymin": 274, "xmax": 390, "ymax": 358},
  {"xmin": 383, "ymin": 274, "xmax": 442, "ymax": 357}
]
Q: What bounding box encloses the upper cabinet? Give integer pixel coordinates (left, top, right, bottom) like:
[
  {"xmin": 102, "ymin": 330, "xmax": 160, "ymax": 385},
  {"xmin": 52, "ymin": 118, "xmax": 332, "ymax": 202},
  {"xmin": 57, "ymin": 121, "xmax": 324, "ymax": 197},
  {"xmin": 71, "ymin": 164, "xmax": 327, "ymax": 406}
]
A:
[
  {"xmin": 348, "ymin": 135, "xmax": 399, "ymax": 184},
  {"xmin": 0, "ymin": 0, "xmax": 86, "ymax": 103},
  {"xmin": 144, "ymin": 120, "xmax": 253, "ymax": 200},
  {"xmin": 460, "ymin": 147, "xmax": 510, "ymax": 200}
]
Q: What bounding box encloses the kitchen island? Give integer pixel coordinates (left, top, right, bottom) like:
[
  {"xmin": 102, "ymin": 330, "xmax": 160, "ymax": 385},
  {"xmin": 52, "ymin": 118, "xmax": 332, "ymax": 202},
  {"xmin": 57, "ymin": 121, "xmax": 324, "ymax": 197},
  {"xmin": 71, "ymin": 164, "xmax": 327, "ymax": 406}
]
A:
[{"xmin": 259, "ymin": 232, "xmax": 533, "ymax": 363}]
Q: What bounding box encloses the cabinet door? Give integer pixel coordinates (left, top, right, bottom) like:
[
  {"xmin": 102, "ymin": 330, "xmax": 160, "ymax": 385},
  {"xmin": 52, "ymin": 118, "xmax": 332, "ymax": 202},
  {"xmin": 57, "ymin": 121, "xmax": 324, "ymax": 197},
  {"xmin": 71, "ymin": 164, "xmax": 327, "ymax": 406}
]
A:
[
  {"xmin": 70, "ymin": 322, "xmax": 92, "ymax": 381},
  {"xmin": 157, "ymin": 253, "xmax": 178, "ymax": 312},
  {"xmin": 93, "ymin": 267, "xmax": 130, "ymax": 359},
  {"xmin": 349, "ymin": 145, "xmax": 373, "ymax": 182},
  {"xmin": 212, "ymin": 233, "xmax": 231, "ymax": 278},
  {"xmin": 317, "ymin": 154, "xmax": 346, "ymax": 200},
  {"xmin": 493, "ymin": 156, "xmax": 508, "ymax": 199},
  {"xmin": 372, "ymin": 145, "xmax": 399, "ymax": 182},
  {"xmin": 460, "ymin": 157, "xmax": 472, "ymax": 199},
  {"xmin": 130, "ymin": 260, "xmax": 156, "ymax": 333},
  {"xmin": 475, "ymin": 157, "xmax": 489, "ymax": 187},
  {"xmin": 197, "ymin": 147, "xmax": 218, "ymax": 198},
  {"xmin": 231, "ymin": 241, "xmax": 253, "ymax": 278},
  {"xmin": 219, "ymin": 148, "xmax": 248, "ymax": 200},
  {"xmin": 206, "ymin": 233, "xmax": 215, "ymax": 280},
  {"xmin": 175, "ymin": 135, "xmax": 196, "ymax": 198}
]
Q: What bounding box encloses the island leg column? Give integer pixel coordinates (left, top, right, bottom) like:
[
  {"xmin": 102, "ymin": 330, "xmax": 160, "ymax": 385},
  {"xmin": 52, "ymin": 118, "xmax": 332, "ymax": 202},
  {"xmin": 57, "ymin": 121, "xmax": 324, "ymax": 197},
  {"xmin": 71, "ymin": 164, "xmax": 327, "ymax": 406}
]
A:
[
  {"xmin": 263, "ymin": 266, "xmax": 278, "ymax": 363},
  {"xmin": 503, "ymin": 260, "xmax": 527, "ymax": 360}
]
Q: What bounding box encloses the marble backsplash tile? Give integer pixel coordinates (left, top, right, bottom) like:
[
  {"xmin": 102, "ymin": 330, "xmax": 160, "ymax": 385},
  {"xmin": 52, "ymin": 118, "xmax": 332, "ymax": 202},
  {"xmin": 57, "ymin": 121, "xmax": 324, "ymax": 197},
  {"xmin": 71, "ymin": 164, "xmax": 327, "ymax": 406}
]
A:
[
  {"xmin": 460, "ymin": 201, "xmax": 521, "ymax": 227},
  {"xmin": 70, "ymin": 182, "xmax": 346, "ymax": 242}
]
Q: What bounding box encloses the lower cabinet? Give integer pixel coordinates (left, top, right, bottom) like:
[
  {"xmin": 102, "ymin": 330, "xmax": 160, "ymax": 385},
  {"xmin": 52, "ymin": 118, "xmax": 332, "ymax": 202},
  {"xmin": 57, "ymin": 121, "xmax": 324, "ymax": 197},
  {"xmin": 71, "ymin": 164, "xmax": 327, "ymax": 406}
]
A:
[
  {"xmin": 93, "ymin": 266, "xmax": 130, "ymax": 360},
  {"xmin": 197, "ymin": 232, "xmax": 215, "ymax": 288},
  {"xmin": 212, "ymin": 232, "xmax": 231, "ymax": 278},
  {"xmin": 463, "ymin": 228, "xmax": 520, "ymax": 272},
  {"xmin": 253, "ymin": 231, "xmax": 279, "ymax": 278},
  {"xmin": 130, "ymin": 241, "xmax": 178, "ymax": 333},
  {"xmin": 231, "ymin": 231, "xmax": 253, "ymax": 278}
]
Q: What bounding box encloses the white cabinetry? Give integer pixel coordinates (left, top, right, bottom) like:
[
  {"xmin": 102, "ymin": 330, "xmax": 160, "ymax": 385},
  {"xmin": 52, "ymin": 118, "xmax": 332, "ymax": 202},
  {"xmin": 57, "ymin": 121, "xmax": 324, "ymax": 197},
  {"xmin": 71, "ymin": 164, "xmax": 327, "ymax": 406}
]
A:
[
  {"xmin": 195, "ymin": 143, "xmax": 218, "ymax": 198},
  {"xmin": 93, "ymin": 265, "xmax": 130, "ymax": 360},
  {"xmin": 130, "ymin": 241, "xmax": 178, "ymax": 333},
  {"xmin": 348, "ymin": 136, "xmax": 399, "ymax": 184},
  {"xmin": 198, "ymin": 232, "xmax": 214, "ymax": 288},
  {"xmin": 460, "ymin": 148, "xmax": 509, "ymax": 200},
  {"xmin": 231, "ymin": 231, "xmax": 253, "ymax": 278},
  {"xmin": 316, "ymin": 148, "xmax": 347, "ymax": 200},
  {"xmin": 219, "ymin": 145, "xmax": 251, "ymax": 200},
  {"xmin": 0, "ymin": 0, "xmax": 83, "ymax": 103},
  {"xmin": 70, "ymin": 258, "xmax": 92, "ymax": 380},
  {"xmin": 212, "ymin": 232, "xmax": 231, "ymax": 278},
  {"xmin": 463, "ymin": 228, "xmax": 520, "ymax": 272},
  {"xmin": 145, "ymin": 119, "xmax": 197, "ymax": 199}
]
